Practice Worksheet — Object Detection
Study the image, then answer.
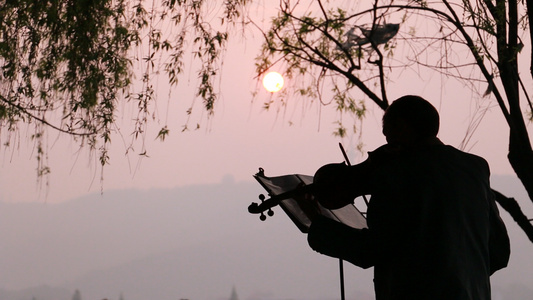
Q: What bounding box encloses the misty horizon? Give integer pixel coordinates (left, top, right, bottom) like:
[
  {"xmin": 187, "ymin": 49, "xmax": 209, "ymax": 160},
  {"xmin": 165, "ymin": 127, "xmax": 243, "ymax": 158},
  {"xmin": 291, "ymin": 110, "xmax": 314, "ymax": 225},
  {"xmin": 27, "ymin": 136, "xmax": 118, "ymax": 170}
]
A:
[{"xmin": 0, "ymin": 174, "xmax": 531, "ymax": 300}]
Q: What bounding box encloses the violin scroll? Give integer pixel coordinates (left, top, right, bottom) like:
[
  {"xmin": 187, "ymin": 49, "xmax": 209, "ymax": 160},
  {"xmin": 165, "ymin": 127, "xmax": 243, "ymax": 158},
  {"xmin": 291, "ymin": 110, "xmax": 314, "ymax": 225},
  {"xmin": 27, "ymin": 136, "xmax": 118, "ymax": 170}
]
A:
[
  {"xmin": 249, "ymin": 184, "xmax": 315, "ymax": 221},
  {"xmin": 249, "ymin": 193, "xmax": 276, "ymax": 221}
]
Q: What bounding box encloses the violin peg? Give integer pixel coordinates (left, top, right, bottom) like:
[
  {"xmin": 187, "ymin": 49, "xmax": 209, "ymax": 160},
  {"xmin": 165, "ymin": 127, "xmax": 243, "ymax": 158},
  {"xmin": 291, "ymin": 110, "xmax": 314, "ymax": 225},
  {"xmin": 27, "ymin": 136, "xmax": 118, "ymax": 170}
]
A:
[
  {"xmin": 260, "ymin": 213, "xmax": 267, "ymax": 221},
  {"xmin": 259, "ymin": 194, "xmax": 265, "ymax": 201},
  {"xmin": 267, "ymin": 209, "xmax": 274, "ymax": 217},
  {"xmin": 248, "ymin": 202, "xmax": 258, "ymax": 214}
]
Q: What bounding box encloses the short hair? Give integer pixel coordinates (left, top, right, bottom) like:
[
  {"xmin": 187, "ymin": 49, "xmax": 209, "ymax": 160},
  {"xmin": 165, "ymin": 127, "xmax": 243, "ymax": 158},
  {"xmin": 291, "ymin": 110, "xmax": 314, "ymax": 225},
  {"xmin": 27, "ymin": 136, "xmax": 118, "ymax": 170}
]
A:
[{"xmin": 383, "ymin": 95, "xmax": 440, "ymax": 138}]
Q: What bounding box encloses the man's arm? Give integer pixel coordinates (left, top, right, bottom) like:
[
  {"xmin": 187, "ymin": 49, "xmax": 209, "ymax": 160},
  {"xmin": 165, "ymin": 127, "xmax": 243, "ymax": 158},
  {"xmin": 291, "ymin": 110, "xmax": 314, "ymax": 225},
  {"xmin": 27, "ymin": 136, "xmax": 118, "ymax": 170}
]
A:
[{"xmin": 307, "ymin": 215, "xmax": 375, "ymax": 269}]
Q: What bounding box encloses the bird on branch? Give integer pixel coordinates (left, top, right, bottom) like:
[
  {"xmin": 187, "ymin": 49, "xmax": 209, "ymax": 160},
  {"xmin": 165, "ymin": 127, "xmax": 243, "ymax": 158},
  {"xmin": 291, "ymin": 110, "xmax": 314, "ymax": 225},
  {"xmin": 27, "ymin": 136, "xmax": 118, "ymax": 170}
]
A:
[{"xmin": 339, "ymin": 23, "xmax": 400, "ymax": 51}]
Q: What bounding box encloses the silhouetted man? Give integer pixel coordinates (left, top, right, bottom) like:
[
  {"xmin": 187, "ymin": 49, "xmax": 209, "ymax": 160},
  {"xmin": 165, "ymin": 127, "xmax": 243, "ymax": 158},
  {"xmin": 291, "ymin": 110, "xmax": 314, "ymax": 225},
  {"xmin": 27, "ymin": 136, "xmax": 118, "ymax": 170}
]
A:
[{"xmin": 308, "ymin": 95, "xmax": 510, "ymax": 300}]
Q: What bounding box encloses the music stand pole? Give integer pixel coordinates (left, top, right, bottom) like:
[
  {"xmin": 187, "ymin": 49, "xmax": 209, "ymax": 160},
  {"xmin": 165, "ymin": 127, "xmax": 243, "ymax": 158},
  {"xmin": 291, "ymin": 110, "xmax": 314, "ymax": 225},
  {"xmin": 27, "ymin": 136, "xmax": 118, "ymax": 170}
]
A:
[
  {"xmin": 339, "ymin": 259, "xmax": 346, "ymax": 300},
  {"xmin": 338, "ymin": 143, "xmax": 352, "ymax": 300}
]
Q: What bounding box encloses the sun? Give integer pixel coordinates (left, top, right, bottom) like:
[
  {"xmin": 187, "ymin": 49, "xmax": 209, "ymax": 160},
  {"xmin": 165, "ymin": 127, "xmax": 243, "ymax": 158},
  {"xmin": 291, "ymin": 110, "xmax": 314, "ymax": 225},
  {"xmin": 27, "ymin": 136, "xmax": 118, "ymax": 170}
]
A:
[{"xmin": 262, "ymin": 72, "xmax": 284, "ymax": 93}]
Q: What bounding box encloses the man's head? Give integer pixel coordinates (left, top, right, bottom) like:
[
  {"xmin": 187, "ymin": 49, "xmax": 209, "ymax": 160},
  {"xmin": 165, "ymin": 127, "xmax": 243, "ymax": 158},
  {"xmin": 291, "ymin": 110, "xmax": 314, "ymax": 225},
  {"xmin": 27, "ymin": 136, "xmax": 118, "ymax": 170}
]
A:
[{"xmin": 382, "ymin": 95, "xmax": 440, "ymax": 146}]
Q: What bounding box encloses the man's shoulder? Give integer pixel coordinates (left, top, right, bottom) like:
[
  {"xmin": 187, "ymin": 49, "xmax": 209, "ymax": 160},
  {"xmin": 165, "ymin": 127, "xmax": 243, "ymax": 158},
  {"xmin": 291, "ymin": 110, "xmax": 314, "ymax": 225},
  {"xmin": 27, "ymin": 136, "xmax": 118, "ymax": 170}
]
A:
[
  {"xmin": 439, "ymin": 145, "xmax": 490, "ymax": 170},
  {"xmin": 441, "ymin": 144, "xmax": 486, "ymax": 159},
  {"xmin": 369, "ymin": 143, "xmax": 489, "ymax": 171}
]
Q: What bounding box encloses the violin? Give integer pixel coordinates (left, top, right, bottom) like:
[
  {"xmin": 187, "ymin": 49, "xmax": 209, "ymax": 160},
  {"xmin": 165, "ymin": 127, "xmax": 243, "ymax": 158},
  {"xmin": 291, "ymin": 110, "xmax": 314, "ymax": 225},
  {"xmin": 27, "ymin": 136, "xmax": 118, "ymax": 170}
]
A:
[
  {"xmin": 248, "ymin": 167, "xmax": 369, "ymax": 232},
  {"xmin": 248, "ymin": 143, "xmax": 399, "ymax": 223},
  {"xmin": 248, "ymin": 183, "xmax": 316, "ymax": 219},
  {"xmin": 248, "ymin": 168, "xmax": 317, "ymax": 223}
]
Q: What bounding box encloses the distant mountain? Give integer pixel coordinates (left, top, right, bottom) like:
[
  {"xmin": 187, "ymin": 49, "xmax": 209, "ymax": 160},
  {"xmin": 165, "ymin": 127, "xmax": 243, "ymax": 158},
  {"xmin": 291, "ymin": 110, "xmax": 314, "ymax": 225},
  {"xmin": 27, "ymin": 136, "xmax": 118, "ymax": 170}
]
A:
[
  {"xmin": 62, "ymin": 225, "xmax": 375, "ymax": 300},
  {"xmin": 0, "ymin": 175, "xmax": 532, "ymax": 300},
  {"xmin": 0, "ymin": 285, "xmax": 71, "ymax": 300},
  {"xmin": 0, "ymin": 180, "xmax": 263, "ymax": 290}
]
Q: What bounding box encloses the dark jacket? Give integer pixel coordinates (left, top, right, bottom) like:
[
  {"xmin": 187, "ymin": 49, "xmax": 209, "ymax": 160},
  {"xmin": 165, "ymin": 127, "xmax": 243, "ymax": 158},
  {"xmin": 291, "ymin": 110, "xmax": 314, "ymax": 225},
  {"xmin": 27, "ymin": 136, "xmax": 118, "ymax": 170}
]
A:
[{"xmin": 308, "ymin": 144, "xmax": 510, "ymax": 300}]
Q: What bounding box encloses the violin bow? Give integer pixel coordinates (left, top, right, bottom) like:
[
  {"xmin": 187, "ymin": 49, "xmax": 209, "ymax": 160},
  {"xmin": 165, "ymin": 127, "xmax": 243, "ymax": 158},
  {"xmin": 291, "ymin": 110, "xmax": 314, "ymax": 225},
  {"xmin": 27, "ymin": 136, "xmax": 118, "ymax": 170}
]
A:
[{"xmin": 339, "ymin": 142, "xmax": 370, "ymax": 207}]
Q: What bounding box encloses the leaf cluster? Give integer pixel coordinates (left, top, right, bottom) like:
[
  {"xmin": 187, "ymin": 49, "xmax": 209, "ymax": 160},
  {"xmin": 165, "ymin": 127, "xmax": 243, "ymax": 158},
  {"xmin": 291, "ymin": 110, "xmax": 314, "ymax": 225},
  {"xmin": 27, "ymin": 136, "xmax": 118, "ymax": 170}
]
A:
[{"xmin": 0, "ymin": 0, "xmax": 247, "ymax": 178}]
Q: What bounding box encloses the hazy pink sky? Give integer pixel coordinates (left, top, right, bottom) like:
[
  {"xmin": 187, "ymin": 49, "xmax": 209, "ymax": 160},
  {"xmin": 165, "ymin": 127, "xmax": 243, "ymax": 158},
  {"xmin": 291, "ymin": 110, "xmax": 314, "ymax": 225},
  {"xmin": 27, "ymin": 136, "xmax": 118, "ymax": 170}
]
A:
[{"xmin": 0, "ymin": 5, "xmax": 520, "ymax": 203}]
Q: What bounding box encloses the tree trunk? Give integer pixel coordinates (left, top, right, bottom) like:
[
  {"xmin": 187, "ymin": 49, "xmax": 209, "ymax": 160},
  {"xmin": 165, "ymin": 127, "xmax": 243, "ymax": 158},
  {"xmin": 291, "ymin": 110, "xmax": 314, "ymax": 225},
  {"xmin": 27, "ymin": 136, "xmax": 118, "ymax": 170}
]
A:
[{"xmin": 504, "ymin": 131, "xmax": 533, "ymax": 242}]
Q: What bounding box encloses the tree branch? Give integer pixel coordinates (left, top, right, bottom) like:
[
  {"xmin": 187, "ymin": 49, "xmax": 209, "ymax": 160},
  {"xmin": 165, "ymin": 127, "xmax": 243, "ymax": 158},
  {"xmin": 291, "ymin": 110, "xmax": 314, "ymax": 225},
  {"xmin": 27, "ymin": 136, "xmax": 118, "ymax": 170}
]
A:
[
  {"xmin": 493, "ymin": 189, "xmax": 533, "ymax": 243},
  {"xmin": 0, "ymin": 96, "xmax": 95, "ymax": 136},
  {"xmin": 440, "ymin": 0, "xmax": 512, "ymax": 124},
  {"xmin": 528, "ymin": 0, "xmax": 533, "ymax": 79}
]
